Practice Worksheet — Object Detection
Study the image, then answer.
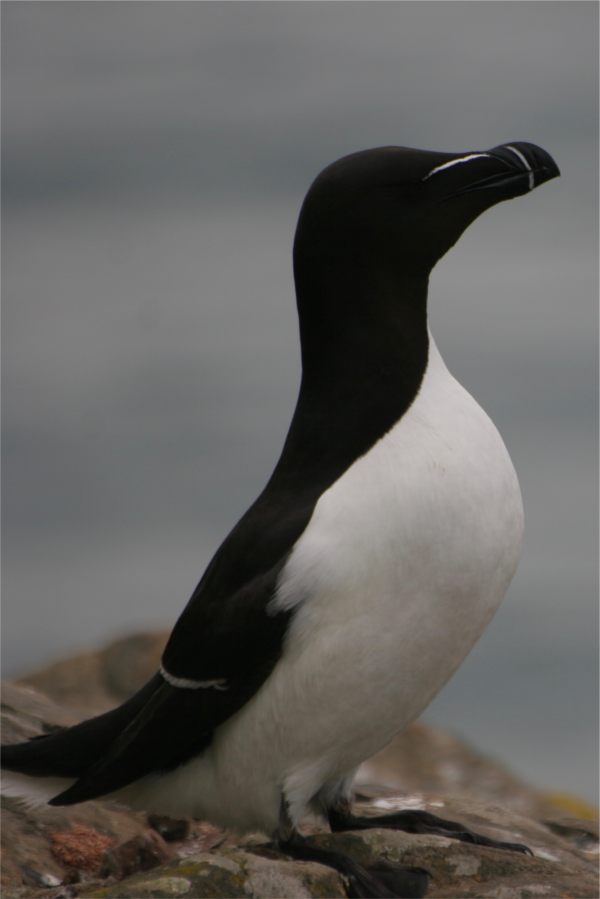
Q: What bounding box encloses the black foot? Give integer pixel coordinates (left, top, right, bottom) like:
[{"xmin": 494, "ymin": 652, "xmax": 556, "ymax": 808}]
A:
[
  {"xmin": 355, "ymin": 860, "xmax": 430, "ymax": 899},
  {"xmin": 329, "ymin": 807, "xmax": 532, "ymax": 855},
  {"xmin": 278, "ymin": 833, "xmax": 429, "ymax": 899}
]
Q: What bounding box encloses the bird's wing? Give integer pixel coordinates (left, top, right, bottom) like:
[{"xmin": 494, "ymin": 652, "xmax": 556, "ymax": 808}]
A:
[
  {"xmin": 47, "ymin": 389, "xmax": 371, "ymax": 808},
  {"xmin": 49, "ymin": 491, "xmax": 312, "ymax": 806}
]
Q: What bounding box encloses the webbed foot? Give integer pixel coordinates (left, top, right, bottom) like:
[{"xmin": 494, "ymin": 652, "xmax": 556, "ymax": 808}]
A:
[
  {"xmin": 278, "ymin": 833, "xmax": 430, "ymax": 898},
  {"xmin": 329, "ymin": 806, "xmax": 531, "ymax": 855}
]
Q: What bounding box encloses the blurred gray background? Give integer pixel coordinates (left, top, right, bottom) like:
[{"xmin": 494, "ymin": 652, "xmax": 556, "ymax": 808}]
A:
[{"xmin": 2, "ymin": 2, "xmax": 597, "ymax": 802}]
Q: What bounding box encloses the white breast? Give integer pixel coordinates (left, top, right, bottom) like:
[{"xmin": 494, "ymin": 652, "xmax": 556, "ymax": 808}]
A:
[
  {"xmin": 276, "ymin": 335, "xmax": 523, "ymax": 640},
  {"xmin": 269, "ymin": 335, "xmax": 523, "ymax": 814},
  {"xmin": 125, "ymin": 335, "xmax": 523, "ymax": 835}
]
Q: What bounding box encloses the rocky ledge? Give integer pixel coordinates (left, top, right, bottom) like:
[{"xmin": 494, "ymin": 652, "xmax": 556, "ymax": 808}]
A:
[{"xmin": 2, "ymin": 632, "xmax": 598, "ymax": 898}]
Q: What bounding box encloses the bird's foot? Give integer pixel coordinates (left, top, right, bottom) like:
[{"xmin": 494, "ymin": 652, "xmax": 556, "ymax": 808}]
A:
[
  {"xmin": 329, "ymin": 806, "xmax": 531, "ymax": 855},
  {"xmin": 277, "ymin": 833, "xmax": 429, "ymax": 899},
  {"xmin": 350, "ymin": 860, "xmax": 430, "ymax": 899}
]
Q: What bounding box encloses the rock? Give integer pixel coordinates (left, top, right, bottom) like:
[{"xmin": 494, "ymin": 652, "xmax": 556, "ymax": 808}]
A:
[
  {"xmin": 147, "ymin": 815, "xmax": 191, "ymax": 843},
  {"xmin": 301, "ymin": 818, "xmax": 599, "ymax": 899},
  {"xmin": 1, "ymin": 681, "xmax": 80, "ymax": 743},
  {"xmin": 1, "ymin": 790, "xmax": 167, "ymax": 897},
  {"xmin": 83, "ymin": 849, "xmax": 344, "ymax": 898},
  {"xmin": 1, "ymin": 678, "xmax": 176, "ymax": 898},
  {"xmin": 49, "ymin": 823, "xmax": 115, "ymax": 875},
  {"xmin": 2, "ymin": 633, "xmax": 598, "ymax": 898},
  {"xmin": 356, "ymin": 723, "xmax": 576, "ymax": 823},
  {"xmin": 15, "ymin": 632, "xmax": 168, "ymax": 717},
  {"xmin": 80, "ymin": 796, "xmax": 600, "ymax": 899}
]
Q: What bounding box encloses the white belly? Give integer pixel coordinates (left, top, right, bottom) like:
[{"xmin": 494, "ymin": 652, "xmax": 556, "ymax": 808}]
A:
[{"xmin": 126, "ymin": 337, "xmax": 523, "ymax": 834}]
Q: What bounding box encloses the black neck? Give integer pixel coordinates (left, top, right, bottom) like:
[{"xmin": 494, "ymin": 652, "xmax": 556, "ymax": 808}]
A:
[
  {"xmin": 268, "ymin": 253, "xmax": 430, "ymax": 496},
  {"xmin": 296, "ymin": 260, "xmax": 428, "ymax": 383}
]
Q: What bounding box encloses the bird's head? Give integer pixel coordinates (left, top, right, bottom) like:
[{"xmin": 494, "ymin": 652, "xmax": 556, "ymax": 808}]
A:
[{"xmin": 294, "ymin": 142, "xmax": 560, "ymax": 282}]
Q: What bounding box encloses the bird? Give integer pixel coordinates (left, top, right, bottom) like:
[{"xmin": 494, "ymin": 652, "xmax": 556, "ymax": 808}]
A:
[{"xmin": 2, "ymin": 142, "xmax": 559, "ymax": 898}]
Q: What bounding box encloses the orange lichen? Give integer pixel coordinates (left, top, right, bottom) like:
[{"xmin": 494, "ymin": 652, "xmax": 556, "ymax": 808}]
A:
[{"xmin": 49, "ymin": 823, "xmax": 114, "ymax": 873}]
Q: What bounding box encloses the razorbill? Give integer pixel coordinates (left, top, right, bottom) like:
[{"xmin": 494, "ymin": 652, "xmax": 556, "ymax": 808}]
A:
[{"xmin": 3, "ymin": 142, "xmax": 559, "ymax": 898}]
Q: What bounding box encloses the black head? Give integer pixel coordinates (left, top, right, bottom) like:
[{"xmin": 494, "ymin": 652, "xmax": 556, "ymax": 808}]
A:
[
  {"xmin": 294, "ymin": 142, "xmax": 560, "ymax": 282},
  {"xmin": 292, "ymin": 141, "xmax": 559, "ymax": 409}
]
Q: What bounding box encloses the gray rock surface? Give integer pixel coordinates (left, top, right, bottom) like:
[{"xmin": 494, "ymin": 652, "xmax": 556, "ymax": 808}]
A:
[
  {"xmin": 79, "ymin": 803, "xmax": 600, "ymax": 899},
  {"xmin": 2, "ymin": 633, "xmax": 598, "ymax": 898},
  {"xmin": 15, "ymin": 632, "xmax": 168, "ymax": 718}
]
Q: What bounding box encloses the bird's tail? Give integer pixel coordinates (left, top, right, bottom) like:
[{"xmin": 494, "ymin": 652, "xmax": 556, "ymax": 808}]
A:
[{"xmin": 1, "ymin": 673, "xmax": 162, "ymax": 807}]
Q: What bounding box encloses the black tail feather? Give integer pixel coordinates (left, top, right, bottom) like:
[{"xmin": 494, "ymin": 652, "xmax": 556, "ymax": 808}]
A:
[
  {"xmin": 46, "ymin": 677, "xmax": 210, "ymax": 805},
  {"xmin": 1, "ymin": 673, "xmax": 163, "ymax": 780},
  {"xmin": 3, "ymin": 665, "xmax": 252, "ymax": 806}
]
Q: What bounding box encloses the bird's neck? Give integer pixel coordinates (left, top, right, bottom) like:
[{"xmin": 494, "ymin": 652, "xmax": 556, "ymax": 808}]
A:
[
  {"xmin": 294, "ymin": 256, "xmax": 430, "ymax": 388},
  {"xmin": 261, "ymin": 260, "xmax": 430, "ymax": 499}
]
